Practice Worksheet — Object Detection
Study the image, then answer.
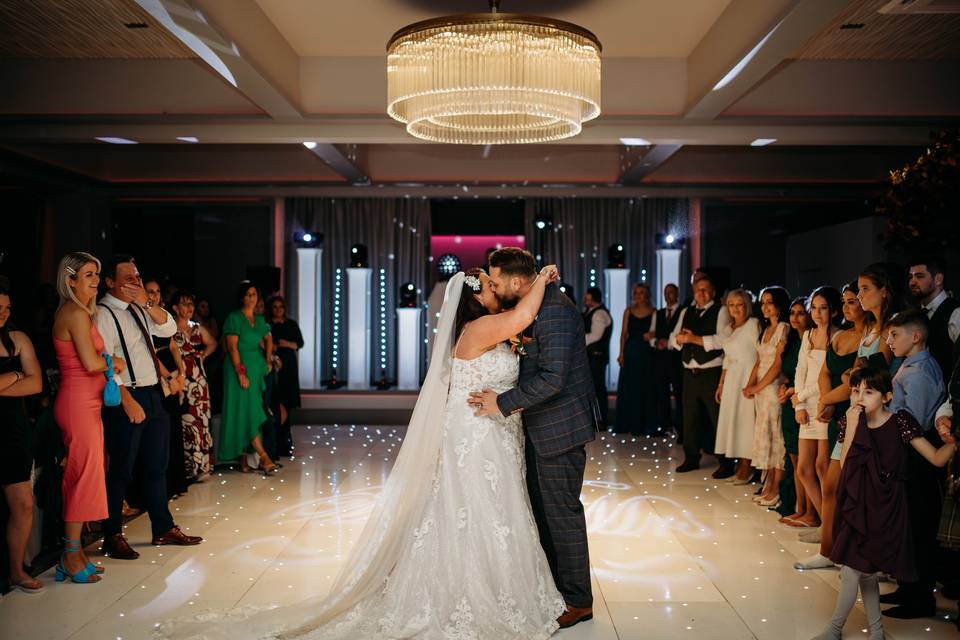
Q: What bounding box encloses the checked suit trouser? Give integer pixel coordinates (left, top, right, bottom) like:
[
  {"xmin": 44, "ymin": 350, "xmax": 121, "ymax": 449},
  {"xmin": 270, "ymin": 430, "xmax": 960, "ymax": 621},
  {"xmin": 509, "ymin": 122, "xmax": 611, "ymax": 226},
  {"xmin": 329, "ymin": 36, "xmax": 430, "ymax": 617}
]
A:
[{"xmin": 525, "ymin": 436, "xmax": 592, "ymax": 608}]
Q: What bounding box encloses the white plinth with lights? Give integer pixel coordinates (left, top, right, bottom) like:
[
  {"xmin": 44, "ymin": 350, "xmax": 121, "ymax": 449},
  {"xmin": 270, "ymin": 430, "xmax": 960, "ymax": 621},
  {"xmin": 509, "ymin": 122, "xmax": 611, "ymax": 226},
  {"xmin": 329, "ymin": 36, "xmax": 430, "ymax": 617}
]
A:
[
  {"xmin": 396, "ymin": 308, "xmax": 423, "ymax": 390},
  {"xmin": 656, "ymin": 248, "xmax": 682, "ymax": 309},
  {"xmin": 347, "ymin": 267, "xmax": 372, "ymax": 389},
  {"xmin": 296, "ymin": 247, "xmax": 322, "ymax": 389},
  {"xmin": 605, "ymin": 268, "xmax": 630, "ymax": 390}
]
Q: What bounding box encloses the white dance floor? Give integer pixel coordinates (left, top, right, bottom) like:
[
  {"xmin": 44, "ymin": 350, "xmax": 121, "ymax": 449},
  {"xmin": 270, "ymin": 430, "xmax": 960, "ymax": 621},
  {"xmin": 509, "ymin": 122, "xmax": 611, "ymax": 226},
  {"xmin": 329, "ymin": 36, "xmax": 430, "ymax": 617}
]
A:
[{"xmin": 1, "ymin": 425, "xmax": 956, "ymax": 639}]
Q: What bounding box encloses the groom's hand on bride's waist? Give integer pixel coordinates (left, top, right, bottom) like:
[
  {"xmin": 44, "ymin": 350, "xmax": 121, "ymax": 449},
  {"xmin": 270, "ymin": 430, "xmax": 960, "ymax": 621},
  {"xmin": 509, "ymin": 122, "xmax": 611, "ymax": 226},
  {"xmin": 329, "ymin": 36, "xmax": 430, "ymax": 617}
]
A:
[{"xmin": 468, "ymin": 388, "xmax": 505, "ymax": 417}]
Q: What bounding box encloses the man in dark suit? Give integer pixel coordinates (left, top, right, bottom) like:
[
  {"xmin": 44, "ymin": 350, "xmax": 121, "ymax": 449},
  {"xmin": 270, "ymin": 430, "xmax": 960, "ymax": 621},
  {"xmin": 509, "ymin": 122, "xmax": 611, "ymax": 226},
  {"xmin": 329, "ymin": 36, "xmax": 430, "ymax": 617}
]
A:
[
  {"xmin": 470, "ymin": 248, "xmax": 597, "ymax": 630},
  {"xmin": 652, "ymin": 283, "xmax": 682, "ymax": 434},
  {"xmin": 583, "ymin": 286, "xmax": 613, "ymax": 427}
]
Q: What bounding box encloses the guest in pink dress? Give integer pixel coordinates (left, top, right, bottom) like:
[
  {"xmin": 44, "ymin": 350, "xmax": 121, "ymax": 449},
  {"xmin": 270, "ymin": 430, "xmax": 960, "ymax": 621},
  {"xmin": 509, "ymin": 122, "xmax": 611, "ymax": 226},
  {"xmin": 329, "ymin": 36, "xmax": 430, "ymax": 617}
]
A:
[{"xmin": 51, "ymin": 252, "xmax": 125, "ymax": 584}]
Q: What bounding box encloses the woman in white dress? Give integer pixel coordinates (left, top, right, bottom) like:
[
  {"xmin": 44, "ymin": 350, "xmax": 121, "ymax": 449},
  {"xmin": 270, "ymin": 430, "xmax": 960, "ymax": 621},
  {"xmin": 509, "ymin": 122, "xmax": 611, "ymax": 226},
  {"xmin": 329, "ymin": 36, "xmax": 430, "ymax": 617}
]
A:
[
  {"xmin": 713, "ymin": 289, "xmax": 760, "ymax": 484},
  {"xmin": 792, "ymin": 286, "xmax": 842, "ymax": 528},
  {"xmin": 157, "ymin": 267, "xmax": 566, "ymax": 640}
]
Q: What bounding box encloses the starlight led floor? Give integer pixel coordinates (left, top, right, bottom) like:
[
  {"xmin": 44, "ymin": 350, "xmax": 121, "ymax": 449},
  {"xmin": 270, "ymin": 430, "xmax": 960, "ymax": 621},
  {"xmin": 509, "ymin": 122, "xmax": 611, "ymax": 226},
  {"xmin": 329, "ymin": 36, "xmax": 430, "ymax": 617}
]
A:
[{"xmin": 4, "ymin": 427, "xmax": 956, "ymax": 639}]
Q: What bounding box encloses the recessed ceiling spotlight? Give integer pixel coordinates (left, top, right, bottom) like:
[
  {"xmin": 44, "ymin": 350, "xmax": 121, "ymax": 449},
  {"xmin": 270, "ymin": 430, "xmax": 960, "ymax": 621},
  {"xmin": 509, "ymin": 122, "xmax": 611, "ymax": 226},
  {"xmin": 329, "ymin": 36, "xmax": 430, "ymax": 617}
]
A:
[
  {"xmin": 302, "ymin": 141, "xmax": 318, "ymax": 150},
  {"xmin": 176, "ymin": 136, "xmax": 199, "ymax": 143},
  {"xmin": 840, "ymin": 23, "xmax": 865, "ymax": 29},
  {"xmin": 620, "ymin": 138, "xmax": 652, "ymax": 146},
  {"xmin": 124, "ymin": 22, "xmax": 148, "ymax": 29},
  {"xmin": 95, "ymin": 137, "xmax": 137, "ymax": 145},
  {"xmin": 750, "ymin": 138, "xmax": 777, "ymax": 147}
]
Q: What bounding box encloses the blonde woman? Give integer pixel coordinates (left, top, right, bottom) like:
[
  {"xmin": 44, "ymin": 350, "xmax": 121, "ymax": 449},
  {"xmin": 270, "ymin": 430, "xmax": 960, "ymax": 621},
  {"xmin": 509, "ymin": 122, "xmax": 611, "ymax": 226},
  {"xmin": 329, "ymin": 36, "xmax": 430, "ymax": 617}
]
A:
[{"xmin": 51, "ymin": 252, "xmax": 124, "ymax": 583}]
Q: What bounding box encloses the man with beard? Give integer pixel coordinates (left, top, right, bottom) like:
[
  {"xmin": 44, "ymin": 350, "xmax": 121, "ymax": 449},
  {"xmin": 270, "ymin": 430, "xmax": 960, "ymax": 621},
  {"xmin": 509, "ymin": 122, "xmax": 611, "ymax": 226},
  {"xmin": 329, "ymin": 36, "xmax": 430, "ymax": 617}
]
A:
[{"xmin": 908, "ymin": 257, "xmax": 960, "ymax": 380}]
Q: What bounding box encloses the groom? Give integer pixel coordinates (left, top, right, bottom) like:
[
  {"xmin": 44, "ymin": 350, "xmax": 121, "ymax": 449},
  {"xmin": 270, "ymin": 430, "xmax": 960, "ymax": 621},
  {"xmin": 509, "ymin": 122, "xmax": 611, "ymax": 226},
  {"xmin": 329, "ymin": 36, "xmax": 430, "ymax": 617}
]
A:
[{"xmin": 470, "ymin": 247, "xmax": 598, "ymax": 629}]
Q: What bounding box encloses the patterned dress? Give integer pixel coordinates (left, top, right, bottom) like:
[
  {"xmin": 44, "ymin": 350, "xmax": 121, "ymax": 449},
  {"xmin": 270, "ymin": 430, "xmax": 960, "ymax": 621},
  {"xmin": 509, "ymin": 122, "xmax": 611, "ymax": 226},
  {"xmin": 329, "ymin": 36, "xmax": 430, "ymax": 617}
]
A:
[
  {"xmin": 751, "ymin": 322, "xmax": 789, "ymax": 470},
  {"xmin": 174, "ymin": 322, "xmax": 213, "ymax": 478}
]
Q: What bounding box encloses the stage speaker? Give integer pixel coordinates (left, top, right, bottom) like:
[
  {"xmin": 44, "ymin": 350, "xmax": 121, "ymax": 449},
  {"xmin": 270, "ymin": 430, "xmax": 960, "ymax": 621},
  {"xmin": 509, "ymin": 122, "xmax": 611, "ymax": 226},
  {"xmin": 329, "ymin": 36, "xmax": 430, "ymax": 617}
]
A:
[{"xmin": 246, "ymin": 265, "xmax": 282, "ymax": 298}]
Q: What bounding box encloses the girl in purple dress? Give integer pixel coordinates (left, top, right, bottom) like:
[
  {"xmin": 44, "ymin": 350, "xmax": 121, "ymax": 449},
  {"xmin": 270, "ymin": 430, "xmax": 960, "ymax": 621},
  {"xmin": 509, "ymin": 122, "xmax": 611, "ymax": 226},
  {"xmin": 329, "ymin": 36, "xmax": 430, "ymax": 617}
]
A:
[{"xmin": 814, "ymin": 366, "xmax": 956, "ymax": 640}]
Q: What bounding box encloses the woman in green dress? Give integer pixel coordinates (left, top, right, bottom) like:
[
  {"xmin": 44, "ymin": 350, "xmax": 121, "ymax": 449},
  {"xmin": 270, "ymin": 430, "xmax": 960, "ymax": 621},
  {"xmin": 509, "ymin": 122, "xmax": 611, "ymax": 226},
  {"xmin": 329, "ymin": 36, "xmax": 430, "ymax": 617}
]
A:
[
  {"xmin": 220, "ymin": 281, "xmax": 279, "ymax": 474},
  {"xmin": 777, "ymin": 297, "xmax": 811, "ymax": 522}
]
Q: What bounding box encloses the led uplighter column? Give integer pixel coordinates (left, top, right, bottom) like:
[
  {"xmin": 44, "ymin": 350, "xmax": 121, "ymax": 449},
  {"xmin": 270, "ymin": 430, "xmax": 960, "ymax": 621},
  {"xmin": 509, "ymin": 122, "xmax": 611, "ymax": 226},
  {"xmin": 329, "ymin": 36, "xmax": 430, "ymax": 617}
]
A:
[
  {"xmin": 604, "ymin": 268, "xmax": 630, "ymax": 390},
  {"xmin": 295, "ymin": 247, "xmax": 321, "ymax": 389},
  {"xmin": 396, "ymin": 307, "xmax": 423, "ymax": 390},
  {"xmin": 347, "ymin": 267, "xmax": 372, "ymax": 389},
  {"xmin": 656, "ymin": 248, "xmax": 682, "ymax": 309}
]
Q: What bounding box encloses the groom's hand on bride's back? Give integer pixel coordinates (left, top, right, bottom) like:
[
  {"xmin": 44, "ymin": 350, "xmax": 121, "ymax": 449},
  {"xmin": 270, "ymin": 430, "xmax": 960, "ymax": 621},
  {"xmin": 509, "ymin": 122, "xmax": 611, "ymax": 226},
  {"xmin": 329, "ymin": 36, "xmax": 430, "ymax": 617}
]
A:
[{"xmin": 468, "ymin": 388, "xmax": 501, "ymax": 417}]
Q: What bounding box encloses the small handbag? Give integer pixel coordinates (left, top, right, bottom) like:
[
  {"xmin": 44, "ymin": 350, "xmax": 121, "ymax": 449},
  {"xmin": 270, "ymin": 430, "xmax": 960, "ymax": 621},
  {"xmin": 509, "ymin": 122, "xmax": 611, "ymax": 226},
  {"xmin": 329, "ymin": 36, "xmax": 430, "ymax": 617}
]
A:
[{"xmin": 102, "ymin": 353, "xmax": 121, "ymax": 407}]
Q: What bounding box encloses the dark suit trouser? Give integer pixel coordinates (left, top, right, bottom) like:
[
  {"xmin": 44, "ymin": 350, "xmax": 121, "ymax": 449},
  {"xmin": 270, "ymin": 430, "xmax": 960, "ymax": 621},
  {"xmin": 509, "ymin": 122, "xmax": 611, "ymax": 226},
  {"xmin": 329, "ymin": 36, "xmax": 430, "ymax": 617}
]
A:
[
  {"xmin": 653, "ymin": 350, "xmax": 673, "ymax": 432},
  {"xmin": 681, "ymin": 366, "xmax": 721, "ymax": 460},
  {"xmin": 587, "ymin": 352, "xmax": 608, "ymax": 426},
  {"xmin": 526, "ymin": 438, "xmax": 592, "ymax": 608},
  {"xmin": 103, "ymin": 386, "xmax": 175, "ymax": 539},
  {"xmin": 897, "ymin": 441, "xmax": 944, "ymax": 606}
]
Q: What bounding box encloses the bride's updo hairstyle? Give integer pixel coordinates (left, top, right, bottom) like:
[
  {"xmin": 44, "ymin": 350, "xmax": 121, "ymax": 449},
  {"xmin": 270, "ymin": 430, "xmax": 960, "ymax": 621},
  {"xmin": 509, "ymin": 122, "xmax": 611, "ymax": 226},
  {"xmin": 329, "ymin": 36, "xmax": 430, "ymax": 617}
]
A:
[{"xmin": 454, "ymin": 267, "xmax": 488, "ymax": 340}]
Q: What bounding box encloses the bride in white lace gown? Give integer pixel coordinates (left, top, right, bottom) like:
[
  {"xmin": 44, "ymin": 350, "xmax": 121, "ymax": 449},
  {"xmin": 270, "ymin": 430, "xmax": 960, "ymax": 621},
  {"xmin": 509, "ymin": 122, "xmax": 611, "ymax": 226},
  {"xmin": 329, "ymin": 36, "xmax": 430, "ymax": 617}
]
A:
[{"xmin": 157, "ymin": 268, "xmax": 565, "ymax": 640}]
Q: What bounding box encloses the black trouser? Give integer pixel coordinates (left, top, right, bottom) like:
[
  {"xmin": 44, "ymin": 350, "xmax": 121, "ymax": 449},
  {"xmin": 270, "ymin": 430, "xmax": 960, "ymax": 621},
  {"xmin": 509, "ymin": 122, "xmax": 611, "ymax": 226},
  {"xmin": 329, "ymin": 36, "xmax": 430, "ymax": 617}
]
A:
[
  {"xmin": 526, "ymin": 438, "xmax": 592, "ymax": 608},
  {"xmin": 681, "ymin": 366, "xmax": 721, "ymax": 460},
  {"xmin": 653, "ymin": 349, "xmax": 673, "ymax": 432},
  {"xmin": 102, "ymin": 386, "xmax": 175, "ymax": 539},
  {"xmin": 897, "ymin": 436, "xmax": 945, "ymax": 606},
  {"xmin": 586, "ymin": 351, "xmax": 608, "ymax": 426}
]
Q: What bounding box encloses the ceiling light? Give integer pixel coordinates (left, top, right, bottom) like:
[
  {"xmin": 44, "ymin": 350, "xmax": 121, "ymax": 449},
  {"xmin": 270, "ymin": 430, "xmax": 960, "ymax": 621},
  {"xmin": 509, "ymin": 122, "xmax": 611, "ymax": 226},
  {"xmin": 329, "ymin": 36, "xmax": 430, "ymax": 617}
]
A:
[
  {"xmin": 95, "ymin": 137, "xmax": 137, "ymax": 145},
  {"xmin": 176, "ymin": 136, "xmax": 199, "ymax": 143},
  {"xmin": 750, "ymin": 138, "xmax": 777, "ymax": 146},
  {"xmin": 386, "ymin": 0, "xmax": 601, "ymax": 144},
  {"xmin": 302, "ymin": 141, "xmax": 318, "ymax": 150},
  {"xmin": 620, "ymin": 138, "xmax": 652, "ymax": 146}
]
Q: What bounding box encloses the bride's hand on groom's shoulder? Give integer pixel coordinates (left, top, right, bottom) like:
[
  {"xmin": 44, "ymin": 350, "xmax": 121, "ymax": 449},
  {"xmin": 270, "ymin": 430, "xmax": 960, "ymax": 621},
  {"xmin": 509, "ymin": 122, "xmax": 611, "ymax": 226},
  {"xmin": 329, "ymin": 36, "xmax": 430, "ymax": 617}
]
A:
[{"xmin": 540, "ymin": 265, "xmax": 560, "ymax": 284}]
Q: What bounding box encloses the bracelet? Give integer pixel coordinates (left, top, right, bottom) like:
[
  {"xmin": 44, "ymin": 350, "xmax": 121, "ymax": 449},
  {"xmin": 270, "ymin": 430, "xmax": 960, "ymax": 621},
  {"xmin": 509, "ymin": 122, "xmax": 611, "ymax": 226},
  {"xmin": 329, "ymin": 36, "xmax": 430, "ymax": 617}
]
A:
[{"xmin": 236, "ymin": 364, "xmax": 247, "ymax": 376}]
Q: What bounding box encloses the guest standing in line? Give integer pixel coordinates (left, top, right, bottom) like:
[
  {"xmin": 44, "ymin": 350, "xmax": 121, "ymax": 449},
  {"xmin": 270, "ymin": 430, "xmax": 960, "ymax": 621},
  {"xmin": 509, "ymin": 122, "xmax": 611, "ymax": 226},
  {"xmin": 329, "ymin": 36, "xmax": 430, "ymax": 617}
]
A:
[
  {"xmin": 616, "ymin": 283, "xmax": 657, "ymax": 435},
  {"xmin": 193, "ymin": 297, "xmax": 219, "ymax": 341},
  {"xmin": 856, "ymin": 263, "xmax": 901, "ymax": 371},
  {"xmin": 908, "ymin": 257, "xmax": 959, "ymax": 380},
  {"xmin": 713, "ymin": 289, "xmax": 760, "ymax": 484},
  {"xmin": 671, "ymin": 275, "xmax": 734, "ymax": 475},
  {"xmin": 743, "ymin": 287, "xmax": 790, "ymax": 505},
  {"xmin": 97, "ymin": 256, "xmax": 202, "ymax": 560},
  {"xmin": 51, "ymin": 253, "xmax": 123, "ymax": 582},
  {"xmin": 268, "ymin": 295, "xmax": 304, "ymax": 457},
  {"xmin": 0, "ymin": 279, "xmax": 44, "ymax": 592},
  {"xmin": 777, "ymin": 298, "xmax": 811, "ymax": 526},
  {"xmin": 793, "ymin": 287, "xmax": 842, "ymax": 531},
  {"xmin": 796, "ymin": 282, "xmax": 867, "ymax": 565},
  {"xmin": 220, "ymin": 281, "xmax": 279, "ymax": 474},
  {"xmin": 170, "ymin": 291, "xmax": 216, "ymax": 480},
  {"xmin": 652, "ymin": 283, "xmax": 683, "ymax": 436},
  {"xmin": 582, "ymin": 287, "xmax": 613, "ymax": 428}
]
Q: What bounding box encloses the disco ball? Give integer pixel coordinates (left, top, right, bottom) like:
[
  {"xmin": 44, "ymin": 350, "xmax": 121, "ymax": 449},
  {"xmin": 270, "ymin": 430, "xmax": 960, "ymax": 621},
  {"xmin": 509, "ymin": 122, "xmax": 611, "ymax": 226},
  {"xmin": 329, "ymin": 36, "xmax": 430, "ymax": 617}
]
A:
[{"xmin": 437, "ymin": 253, "xmax": 462, "ymax": 277}]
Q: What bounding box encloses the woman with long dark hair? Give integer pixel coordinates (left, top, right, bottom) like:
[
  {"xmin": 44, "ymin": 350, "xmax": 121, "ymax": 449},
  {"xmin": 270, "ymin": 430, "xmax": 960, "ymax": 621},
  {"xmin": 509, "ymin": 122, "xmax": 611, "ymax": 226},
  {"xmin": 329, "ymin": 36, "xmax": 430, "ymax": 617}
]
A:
[
  {"xmin": 267, "ymin": 295, "xmax": 303, "ymax": 457},
  {"xmin": 777, "ymin": 298, "xmax": 811, "ymax": 525}
]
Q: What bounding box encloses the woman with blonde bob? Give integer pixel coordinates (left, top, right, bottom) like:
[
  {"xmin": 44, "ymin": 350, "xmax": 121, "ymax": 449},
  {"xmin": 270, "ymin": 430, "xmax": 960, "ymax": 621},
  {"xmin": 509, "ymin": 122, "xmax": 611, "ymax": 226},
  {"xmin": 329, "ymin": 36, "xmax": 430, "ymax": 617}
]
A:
[{"xmin": 51, "ymin": 251, "xmax": 125, "ymax": 584}]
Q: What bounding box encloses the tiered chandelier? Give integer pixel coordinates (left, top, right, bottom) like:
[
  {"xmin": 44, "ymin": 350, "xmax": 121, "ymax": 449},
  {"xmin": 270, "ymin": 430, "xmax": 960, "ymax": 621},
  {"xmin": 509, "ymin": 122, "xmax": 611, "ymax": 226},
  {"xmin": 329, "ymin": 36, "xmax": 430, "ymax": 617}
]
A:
[{"xmin": 386, "ymin": 0, "xmax": 602, "ymax": 145}]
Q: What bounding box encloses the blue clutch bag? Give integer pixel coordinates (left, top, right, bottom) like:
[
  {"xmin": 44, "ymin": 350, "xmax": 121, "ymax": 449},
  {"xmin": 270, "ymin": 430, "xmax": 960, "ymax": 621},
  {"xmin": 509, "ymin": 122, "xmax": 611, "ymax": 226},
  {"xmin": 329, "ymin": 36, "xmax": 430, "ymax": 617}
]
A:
[{"xmin": 102, "ymin": 353, "xmax": 121, "ymax": 407}]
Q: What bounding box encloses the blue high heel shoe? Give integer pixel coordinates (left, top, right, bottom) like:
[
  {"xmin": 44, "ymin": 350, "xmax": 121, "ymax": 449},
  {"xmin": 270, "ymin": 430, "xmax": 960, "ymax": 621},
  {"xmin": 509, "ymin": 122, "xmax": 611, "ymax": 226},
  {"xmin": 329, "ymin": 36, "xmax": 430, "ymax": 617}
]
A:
[{"xmin": 55, "ymin": 538, "xmax": 101, "ymax": 584}]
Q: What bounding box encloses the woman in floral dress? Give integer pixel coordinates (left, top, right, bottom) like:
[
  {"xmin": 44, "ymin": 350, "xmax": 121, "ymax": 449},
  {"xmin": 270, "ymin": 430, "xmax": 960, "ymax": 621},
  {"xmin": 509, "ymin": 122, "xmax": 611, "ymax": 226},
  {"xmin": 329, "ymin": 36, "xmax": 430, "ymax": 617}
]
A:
[{"xmin": 170, "ymin": 291, "xmax": 217, "ymax": 480}]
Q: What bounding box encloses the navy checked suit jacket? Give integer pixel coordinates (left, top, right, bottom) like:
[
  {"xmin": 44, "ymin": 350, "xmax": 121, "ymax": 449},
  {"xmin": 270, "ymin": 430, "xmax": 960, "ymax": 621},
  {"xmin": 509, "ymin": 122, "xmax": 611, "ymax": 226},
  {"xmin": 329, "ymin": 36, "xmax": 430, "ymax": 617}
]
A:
[{"xmin": 497, "ymin": 284, "xmax": 599, "ymax": 457}]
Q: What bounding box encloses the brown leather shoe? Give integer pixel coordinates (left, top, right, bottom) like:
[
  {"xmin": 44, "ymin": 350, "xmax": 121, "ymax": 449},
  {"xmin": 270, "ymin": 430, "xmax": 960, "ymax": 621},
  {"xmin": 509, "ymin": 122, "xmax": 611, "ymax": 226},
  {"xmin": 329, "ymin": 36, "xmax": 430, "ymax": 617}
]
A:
[
  {"xmin": 102, "ymin": 533, "xmax": 140, "ymax": 560},
  {"xmin": 152, "ymin": 526, "xmax": 203, "ymax": 546},
  {"xmin": 557, "ymin": 605, "xmax": 593, "ymax": 629}
]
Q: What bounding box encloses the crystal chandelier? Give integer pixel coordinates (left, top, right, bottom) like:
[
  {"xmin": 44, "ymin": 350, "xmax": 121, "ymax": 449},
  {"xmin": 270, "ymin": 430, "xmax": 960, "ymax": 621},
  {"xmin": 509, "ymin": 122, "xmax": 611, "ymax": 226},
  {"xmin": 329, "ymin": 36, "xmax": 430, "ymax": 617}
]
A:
[{"xmin": 386, "ymin": 0, "xmax": 601, "ymax": 145}]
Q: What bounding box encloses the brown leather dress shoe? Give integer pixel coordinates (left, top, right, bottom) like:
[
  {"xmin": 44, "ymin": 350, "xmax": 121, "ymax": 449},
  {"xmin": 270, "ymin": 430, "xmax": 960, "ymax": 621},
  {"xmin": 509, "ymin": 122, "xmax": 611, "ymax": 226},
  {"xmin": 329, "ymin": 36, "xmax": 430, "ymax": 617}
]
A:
[
  {"xmin": 557, "ymin": 605, "xmax": 593, "ymax": 629},
  {"xmin": 152, "ymin": 526, "xmax": 203, "ymax": 546},
  {"xmin": 102, "ymin": 533, "xmax": 140, "ymax": 560}
]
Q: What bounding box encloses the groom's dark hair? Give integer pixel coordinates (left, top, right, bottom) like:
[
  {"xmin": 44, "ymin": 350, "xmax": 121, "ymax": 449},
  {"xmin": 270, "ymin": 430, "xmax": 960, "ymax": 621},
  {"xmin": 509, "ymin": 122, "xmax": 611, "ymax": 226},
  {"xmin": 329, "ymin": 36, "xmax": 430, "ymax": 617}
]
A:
[{"xmin": 488, "ymin": 247, "xmax": 536, "ymax": 279}]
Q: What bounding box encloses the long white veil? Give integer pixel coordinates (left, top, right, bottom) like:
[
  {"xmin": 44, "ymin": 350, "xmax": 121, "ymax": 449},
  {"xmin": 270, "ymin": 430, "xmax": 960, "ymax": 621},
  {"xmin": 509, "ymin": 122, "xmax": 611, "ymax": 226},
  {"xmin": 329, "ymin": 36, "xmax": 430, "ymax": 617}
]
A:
[{"xmin": 156, "ymin": 273, "xmax": 465, "ymax": 640}]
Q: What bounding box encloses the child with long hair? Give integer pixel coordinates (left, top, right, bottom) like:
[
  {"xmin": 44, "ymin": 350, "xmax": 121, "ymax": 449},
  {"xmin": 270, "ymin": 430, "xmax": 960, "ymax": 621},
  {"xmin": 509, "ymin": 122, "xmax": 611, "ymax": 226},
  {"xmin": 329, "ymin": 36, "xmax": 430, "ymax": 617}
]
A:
[{"xmin": 814, "ymin": 366, "xmax": 956, "ymax": 640}]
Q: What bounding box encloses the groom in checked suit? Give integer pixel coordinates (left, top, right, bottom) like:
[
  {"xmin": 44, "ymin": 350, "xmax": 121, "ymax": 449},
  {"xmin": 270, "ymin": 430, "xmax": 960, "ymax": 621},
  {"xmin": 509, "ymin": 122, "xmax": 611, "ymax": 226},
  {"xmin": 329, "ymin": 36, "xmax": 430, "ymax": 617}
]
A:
[{"xmin": 470, "ymin": 247, "xmax": 598, "ymax": 629}]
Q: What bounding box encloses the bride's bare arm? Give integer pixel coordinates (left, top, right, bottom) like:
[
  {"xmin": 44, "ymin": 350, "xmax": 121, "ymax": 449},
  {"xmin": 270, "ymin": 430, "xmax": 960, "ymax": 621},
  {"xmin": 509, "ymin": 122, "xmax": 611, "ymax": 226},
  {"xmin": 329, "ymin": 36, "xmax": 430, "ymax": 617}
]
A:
[{"xmin": 458, "ymin": 266, "xmax": 558, "ymax": 357}]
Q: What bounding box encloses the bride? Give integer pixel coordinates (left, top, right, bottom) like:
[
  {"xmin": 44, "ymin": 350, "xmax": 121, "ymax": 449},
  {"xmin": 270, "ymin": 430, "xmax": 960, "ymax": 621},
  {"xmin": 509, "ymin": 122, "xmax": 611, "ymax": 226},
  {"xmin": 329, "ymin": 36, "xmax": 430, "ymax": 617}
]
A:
[{"xmin": 158, "ymin": 266, "xmax": 566, "ymax": 639}]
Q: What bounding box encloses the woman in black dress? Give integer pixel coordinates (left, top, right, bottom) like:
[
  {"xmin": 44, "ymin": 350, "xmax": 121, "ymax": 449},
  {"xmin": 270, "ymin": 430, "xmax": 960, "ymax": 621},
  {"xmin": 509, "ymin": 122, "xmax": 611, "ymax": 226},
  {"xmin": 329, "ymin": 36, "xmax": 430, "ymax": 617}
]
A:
[
  {"xmin": 267, "ymin": 296, "xmax": 303, "ymax": 457},
  {"xmin": 615, "ymin": 283, "xmax": 657, "ymax": 435},
  {"xmin": 0, "ymin": 280, "xmax": 45, "ymax": 592}
]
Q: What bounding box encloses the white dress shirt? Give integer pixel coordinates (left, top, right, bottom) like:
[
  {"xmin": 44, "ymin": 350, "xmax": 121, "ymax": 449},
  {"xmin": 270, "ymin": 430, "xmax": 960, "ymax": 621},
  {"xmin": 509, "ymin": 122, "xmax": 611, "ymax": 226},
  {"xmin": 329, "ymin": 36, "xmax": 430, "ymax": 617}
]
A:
[
  {"xmin": 648, "ymin": 303, "xmax": 680, "ymax": 346},
  {"xmin": 668, "ymin": 301, "xmax": 732, "ymax": 369},
  {"xmin": 923, "ymin": 290, "xmax": 960, "ymax": 343},
  {"xmin": 95, "ymin": 293, "xmax": 177, "ymax": 387},
  {"xmin": 584, "ymin": 306, "xmax": 612, "ymax": 346}
]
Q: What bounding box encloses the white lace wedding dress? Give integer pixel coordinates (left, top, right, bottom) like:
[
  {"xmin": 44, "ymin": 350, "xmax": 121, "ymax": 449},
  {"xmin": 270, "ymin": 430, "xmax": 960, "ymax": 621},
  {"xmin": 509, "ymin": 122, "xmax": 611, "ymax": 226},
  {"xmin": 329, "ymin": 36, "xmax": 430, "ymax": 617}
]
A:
[{"xmin": 157, "ymin": 273, "xmax": 565, "ymax": 640}]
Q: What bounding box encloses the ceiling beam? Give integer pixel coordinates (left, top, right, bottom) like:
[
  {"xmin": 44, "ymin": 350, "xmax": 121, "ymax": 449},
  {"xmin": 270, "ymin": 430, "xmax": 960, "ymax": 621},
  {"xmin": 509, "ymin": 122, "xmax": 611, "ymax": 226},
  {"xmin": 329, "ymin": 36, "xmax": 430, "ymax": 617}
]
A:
[
  {"xmin": 620, "ymin": 144, "xmax": 683, "ymax": 185},
  {"xmin": 135, "ymin": 0, "xmax": 301, "ymax": 119},
  {"xmin": 305, "ymin": 143, "xmax": 369, "ymax": 184},
  {"xmin": 685, "ymin": 0, "xmax": 849, "ymax": 120}
]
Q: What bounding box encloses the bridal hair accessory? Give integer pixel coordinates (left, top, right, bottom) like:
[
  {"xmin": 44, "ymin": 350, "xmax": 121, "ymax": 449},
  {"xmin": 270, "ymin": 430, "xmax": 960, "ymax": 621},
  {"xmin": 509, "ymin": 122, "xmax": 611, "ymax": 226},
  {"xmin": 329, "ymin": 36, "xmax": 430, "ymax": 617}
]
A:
[
  {"xmin": 464, "ymin": 275, "xmax": 482, "ymax": 292},
  {"xmin": 65, "ymin": 266, "xmax": 77, "ymax": 276}
]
